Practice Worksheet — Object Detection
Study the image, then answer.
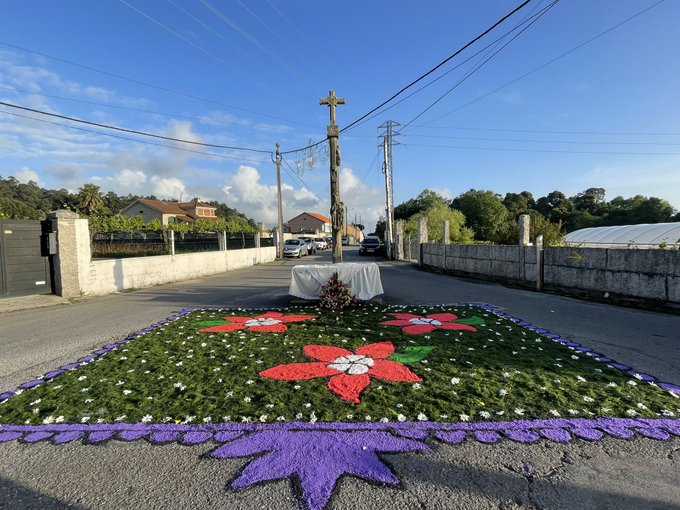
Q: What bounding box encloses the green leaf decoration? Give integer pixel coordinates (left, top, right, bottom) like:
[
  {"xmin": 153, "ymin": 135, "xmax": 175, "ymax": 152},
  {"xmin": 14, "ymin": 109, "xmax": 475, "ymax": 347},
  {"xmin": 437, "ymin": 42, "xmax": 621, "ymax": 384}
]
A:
[
  {"xmin": 388, "ymin": 346, "xmax": 435, "ymax": 364},
  {"xmin": 454, "ymin": 316, "xmax": 485, "ymax": 327},
  {"xmin": 193, "ymin": 321, "xmax": 230, "ymax": 327}
]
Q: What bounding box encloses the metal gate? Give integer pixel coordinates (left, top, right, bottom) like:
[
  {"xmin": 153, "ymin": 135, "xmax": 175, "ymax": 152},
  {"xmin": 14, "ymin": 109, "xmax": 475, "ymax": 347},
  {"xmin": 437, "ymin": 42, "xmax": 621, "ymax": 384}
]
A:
[{"xmin": 0, "ymin": 220, "xmax": 53, "ymax": 297}]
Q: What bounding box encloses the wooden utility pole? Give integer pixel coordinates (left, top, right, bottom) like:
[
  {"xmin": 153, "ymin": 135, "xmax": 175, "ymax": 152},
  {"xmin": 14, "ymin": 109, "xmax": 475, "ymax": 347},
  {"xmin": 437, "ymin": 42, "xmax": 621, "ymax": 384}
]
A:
[
  {"xmin": 320, "ymin": 90, "xmax": 345, "ymax": 263},
  {"xmin": 275, "ymin": 143, "xmax": 284, "ymax": 259}
]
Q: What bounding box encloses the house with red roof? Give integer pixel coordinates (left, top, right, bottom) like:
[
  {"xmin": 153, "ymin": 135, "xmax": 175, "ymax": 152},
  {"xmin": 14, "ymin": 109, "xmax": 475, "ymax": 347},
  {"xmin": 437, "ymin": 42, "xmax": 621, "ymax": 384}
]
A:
[
  {"xmin": 120, "ymin": 198, "xmax": 219, "ymax": 225},
  {"xmin": 287, "ymin": 212, "xmax": 331, "ymax": 235}
]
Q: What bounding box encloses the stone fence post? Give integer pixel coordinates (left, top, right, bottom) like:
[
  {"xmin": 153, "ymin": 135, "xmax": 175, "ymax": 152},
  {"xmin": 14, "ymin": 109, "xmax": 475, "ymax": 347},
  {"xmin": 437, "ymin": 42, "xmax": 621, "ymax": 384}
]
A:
[
  {"xmin": 395, "ymin": 220, "xmax": 404, "ymax": 260},
  {"xmin": 518, "ymin": 214, "xmax": 530, "ymax": 281},
  {"xmin": 418, "ymin": 217, "xmax": 428, "ymax": 266}
]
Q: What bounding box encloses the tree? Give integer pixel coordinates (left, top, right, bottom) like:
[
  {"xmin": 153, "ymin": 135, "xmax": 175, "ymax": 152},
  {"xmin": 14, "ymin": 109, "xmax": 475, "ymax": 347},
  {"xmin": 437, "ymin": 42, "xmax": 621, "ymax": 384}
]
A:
[
  {"xmin": 502, "ymin": 191, "xmax": 535, "ymax": 217},
  {"xmin": 374, "ymin": 218, "xmax": 386, "ymax": 240},
  {"xmin": 77, "ymin": 183, "xmax": 104, "ymax": 215},
  {"xmin": 495, "ymin": 210, "xmax": 565, "ymax": 246},
  {"xmin": 451, "ymin": 189, "xmax": 508, "ymax": 242},
  {"xmin": 535, "ymin": 191, "xmax": 574, "ymax": 223},
  {"xmin": 572, "ymin": 188, "xmax": 607, "ymax": 215},
  {"xmin": 394, "ymin": 189, "xmax": 450, "ymax": 220}
]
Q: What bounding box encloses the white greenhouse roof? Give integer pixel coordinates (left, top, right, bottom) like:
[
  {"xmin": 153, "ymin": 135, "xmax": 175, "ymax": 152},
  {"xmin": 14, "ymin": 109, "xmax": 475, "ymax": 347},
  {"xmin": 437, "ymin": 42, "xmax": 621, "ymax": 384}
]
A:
[{"xmin": 565, "ymin": 222, "xmax": 680, "ymax": 247}]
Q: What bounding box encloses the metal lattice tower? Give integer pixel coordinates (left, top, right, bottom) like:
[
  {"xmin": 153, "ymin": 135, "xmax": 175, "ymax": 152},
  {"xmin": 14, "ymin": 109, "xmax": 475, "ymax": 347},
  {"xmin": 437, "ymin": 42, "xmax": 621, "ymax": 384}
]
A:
[{"xmin": 378, "ymin": 120, "xmax": 400, "ymax": 259}]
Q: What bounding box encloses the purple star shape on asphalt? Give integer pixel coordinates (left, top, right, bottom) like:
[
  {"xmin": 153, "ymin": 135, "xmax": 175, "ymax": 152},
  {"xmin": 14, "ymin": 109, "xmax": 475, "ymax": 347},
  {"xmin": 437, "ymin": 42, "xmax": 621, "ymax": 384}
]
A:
[{"xmin": 210, "ymin": 430, "xmax": 430, "ymax": 510}]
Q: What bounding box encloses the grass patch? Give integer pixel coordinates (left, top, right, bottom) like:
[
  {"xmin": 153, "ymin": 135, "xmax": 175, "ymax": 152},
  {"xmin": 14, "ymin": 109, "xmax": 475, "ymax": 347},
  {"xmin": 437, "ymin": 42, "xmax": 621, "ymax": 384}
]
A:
[{"xmin": 1, "ymin": 304, "xmax": 678, "ymax": 425}]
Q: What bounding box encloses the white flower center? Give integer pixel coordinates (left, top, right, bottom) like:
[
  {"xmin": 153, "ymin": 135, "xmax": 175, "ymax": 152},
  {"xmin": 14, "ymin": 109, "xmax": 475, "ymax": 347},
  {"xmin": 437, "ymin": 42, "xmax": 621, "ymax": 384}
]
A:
[
  {"xmin": 245, "ymin": 318, "xmax": 283, "ymax": 327},
  {"xmin": 409, "ymin": 318, "xmax": 442, "ymax": 326},
  {"xmin": 327, "ymin": 354, "xmax": 374, "ymax": 375}
]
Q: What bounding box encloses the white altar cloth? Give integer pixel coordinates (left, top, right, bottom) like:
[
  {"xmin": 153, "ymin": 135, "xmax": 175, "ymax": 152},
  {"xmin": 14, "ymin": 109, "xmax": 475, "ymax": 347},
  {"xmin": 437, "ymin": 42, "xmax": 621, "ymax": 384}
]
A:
[{"xmin": 289, "ymin": 263, "xmax": 384, "ymax": 300}]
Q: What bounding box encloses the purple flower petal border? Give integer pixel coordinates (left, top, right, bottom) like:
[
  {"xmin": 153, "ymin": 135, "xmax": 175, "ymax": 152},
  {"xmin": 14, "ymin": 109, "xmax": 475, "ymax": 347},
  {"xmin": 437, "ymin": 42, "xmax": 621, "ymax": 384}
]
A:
[{"xmin": 1, "ymin": 417, "xmax": 679, "ymax": 445}]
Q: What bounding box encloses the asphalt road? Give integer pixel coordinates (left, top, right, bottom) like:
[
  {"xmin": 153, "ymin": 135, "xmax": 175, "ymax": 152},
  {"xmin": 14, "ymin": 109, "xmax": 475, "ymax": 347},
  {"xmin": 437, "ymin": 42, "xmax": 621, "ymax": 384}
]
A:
[{"xmin": 1, "ymin": 247, "xmax": 679, "ymax": 510}]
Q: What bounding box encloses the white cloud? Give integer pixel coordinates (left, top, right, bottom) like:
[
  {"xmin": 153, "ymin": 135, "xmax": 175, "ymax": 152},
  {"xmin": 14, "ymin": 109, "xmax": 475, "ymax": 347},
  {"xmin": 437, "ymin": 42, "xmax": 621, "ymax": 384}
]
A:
[
  {"xmin": 13, "ymin": 166, "xmax": 41, "ymax": 185},
  {"xmin": 222, "ymin": 165, "xmax": 324, "ymax": 225},
  {"xmin": 339, "ymin": 167, "xmax": 383, "ymax": 231},
  {"xmin": 150, "ymin": 176, "xmax": 187, "ymax": 200}
]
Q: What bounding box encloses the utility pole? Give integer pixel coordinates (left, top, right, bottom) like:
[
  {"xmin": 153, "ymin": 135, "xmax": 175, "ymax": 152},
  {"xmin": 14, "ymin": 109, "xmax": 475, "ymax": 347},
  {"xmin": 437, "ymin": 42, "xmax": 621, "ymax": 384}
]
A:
[
  {"xmin": 379, "ymin": 120, "xmax": 400, "ymax": 260},
  {"xmin": 320, "ymin": 90, "xmax": 345, "ymax": 263},
  {"xmin": 382, "ymin": 136, "xmax": 392, "ymax": 258},
  {"xmin": 275, "ymin": 143, "xmax": 284, "ymax": 259}
]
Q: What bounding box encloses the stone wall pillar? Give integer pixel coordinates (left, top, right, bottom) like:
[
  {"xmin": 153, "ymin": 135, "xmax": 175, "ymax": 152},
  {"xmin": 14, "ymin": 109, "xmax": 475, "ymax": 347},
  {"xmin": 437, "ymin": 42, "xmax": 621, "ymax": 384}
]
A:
[
  {"xmin": 518, "ymin": 214, "xmax": 530, "ymax": 280},
  {"xmin": 418, "ymin": 217, "xmax": 428, "ymax": 266},
  {"xmin": 47, "ymin": 210, "xmax": 87, "ymax": 298},
  {"xmin": 442, "ymin": 220, "xmax": 450, "ymax": 245},
  {"xmin": 519, "ymin": 214, "xmax": 530, "ymax": 246},
  {"xmin": 395, "ymin": 220, "xmax": 404, "ymax": 260}
]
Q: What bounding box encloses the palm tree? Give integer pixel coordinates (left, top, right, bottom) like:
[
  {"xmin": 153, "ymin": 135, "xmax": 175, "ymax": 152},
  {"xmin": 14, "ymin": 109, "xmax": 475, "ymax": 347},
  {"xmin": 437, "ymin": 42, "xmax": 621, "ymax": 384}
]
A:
[{"xmin": 77, "ymin": 183, "xmax": 104, "ymax": 215}]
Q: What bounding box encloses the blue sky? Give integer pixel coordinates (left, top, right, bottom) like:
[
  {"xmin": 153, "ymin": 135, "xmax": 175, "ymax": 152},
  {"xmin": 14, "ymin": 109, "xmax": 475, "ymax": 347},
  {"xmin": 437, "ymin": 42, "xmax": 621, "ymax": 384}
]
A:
[{"xmin": 1, "ymin": 0, "xmax": 679, "ymax": 231}]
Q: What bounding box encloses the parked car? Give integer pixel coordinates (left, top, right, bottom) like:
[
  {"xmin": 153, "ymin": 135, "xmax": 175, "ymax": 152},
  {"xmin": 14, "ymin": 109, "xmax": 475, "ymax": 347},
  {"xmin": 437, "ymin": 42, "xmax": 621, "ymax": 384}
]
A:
[
  {"xmin": 359, "ymin": 236, "xmax": 384, "ymax": 256},
  {"xmin": 298, "ymin": 236, "xmax": 316, "ymax": 254},
  {"xmin": 341, "ymin": 236, "xmax": 349, "ymax": 246},
  {"xmin": 313, "ymin": 237, "xmax": 327, "ymax": 250},
  {"xmin": 283, "ymin": 238, "xmax": 308, "ymax": 258}
]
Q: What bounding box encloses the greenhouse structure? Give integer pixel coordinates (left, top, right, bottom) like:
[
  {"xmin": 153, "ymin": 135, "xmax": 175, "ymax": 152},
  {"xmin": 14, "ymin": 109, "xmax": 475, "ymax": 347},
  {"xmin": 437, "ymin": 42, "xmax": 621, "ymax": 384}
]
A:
[{"xmin": 564, "ymin": 222, "xmax": 680, "ymax": 249}]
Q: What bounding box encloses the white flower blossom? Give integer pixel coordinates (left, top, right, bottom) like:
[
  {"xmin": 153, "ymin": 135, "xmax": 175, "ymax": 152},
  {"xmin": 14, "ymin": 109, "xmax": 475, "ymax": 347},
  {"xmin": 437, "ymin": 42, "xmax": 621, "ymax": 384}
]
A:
[
  {"xmin": 549, "ymin": 409, "xmax": 561, "ymax": 417},
  {"xmin": 450, "ymin": 377, "xmax": 460, "ymax": 385},
  {"xmin": 417, "ymin": 413, "xmax": 428, "ymax": 421},
  {"xmin": 141, "ymin": 415, "xmax": 153, "ymax": 423},
  {"xmin": 583, "ymin": 396, "xmax": 594, "ymax": 403},
  {"xmin": 514, "ymin": 408, "xmax": 525, "ymax": 416},
  {"xmin": 478, "ymin": 411, "xmax": 491, "ymax": 419},
  {"xmin": 397, "ymin": 414, "xmax": 407, "ymax": 422},
  {"xmin": 459, "ymin": 414, "xmax": 470, "ymax": 422}
]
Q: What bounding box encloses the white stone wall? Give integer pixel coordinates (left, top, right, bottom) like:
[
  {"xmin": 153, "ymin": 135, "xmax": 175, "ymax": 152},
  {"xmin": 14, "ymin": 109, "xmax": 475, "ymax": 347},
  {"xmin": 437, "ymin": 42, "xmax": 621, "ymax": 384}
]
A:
[
  {"xmin": 71, "ymin": 219, "xmax": 276, "ymax": 295},
  {"xmin": 80, "ymin": 247, "xmax": 276, "ymax": 295}
]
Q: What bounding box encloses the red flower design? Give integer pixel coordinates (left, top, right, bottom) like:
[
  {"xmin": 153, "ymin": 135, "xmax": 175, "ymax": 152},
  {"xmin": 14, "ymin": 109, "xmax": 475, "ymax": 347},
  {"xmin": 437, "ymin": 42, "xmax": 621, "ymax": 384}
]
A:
[
  {"xmin": 259, "ymin": 342, "xmax": 421, "ymax": 403},
  {"xmin": 198, "ymin": 311, "xmax": 316, "ymax": 334},
  {"xmin": 381, "ymin": 313, "xmax": 477, "ymax": 335}
]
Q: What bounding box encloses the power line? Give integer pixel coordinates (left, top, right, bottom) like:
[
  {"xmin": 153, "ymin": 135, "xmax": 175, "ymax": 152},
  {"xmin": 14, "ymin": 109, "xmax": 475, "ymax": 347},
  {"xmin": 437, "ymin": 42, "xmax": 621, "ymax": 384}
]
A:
[
  {"xmin": 198, "ymin": 0, "xmax": 316, "ymax": 89},
  {"xmin": 0, "ymin": 109, "xmax": 267, "ymax": 164},
  {"xmin": 339, "ymin": 0, "xmax": 533, "ymax": 134},
  {"xmin": 0, "ymin": 84, "xmax": 209, "ymax": 124},
  {"xmin": 0, "ymin": 100, "xmax": 272, "ymax": 154},
  {"xmin": 404, "ymin": 134, "xmax": 680, "ymax": 146},
  {"xmin": 418, "ymin": 0, "xmax": 667, "ymax": 126},
  {"xmin": 119, "ymin": 0, "xmax": 250, "ymax": 77},
  {"xmin": 281, "ymin": 156, "xmax": 329, "ymax": 207},
  {"xmin": 281, "ymin": 0, "xmax": 534, "ymax": 156},
  {"xmin": 346, "ymin": 0, "xmax": 556, "ymax": 133},
  {"xmin": 0, "ymin": 41, "xmax": 316, "ymax": 128},
  {"xmin": 403, "ymin": 142, "xmax": 680, "ymax": 156},
  {"xmin": 401, "ymin": 0, "xmax": 558, "ymax": 130},
  {"xmin": 408, "ymin": 126, "xmax": 680, "ymax": 137},
  {"xmin": 164, "ymin": 0, "xmax": 260, "ymax": 63}
]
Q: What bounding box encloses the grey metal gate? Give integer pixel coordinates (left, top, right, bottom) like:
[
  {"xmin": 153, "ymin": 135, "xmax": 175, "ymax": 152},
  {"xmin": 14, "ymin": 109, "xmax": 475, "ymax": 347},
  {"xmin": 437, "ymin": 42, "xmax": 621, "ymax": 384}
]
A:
[{"xmin": 0, "ymin": 220, "xmax": 53, "ymax": 297}]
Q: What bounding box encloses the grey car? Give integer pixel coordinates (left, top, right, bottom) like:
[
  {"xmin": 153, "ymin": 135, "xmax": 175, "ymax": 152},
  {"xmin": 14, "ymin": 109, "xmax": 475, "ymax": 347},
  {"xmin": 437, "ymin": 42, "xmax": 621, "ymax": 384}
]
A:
[
  {"xmin": 298, "ymin": 236, "xmax": 316, "ymax": 254},
  {"xmin": 283, "ymin": 239, "xmax": 308, "ymax": 258}
]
